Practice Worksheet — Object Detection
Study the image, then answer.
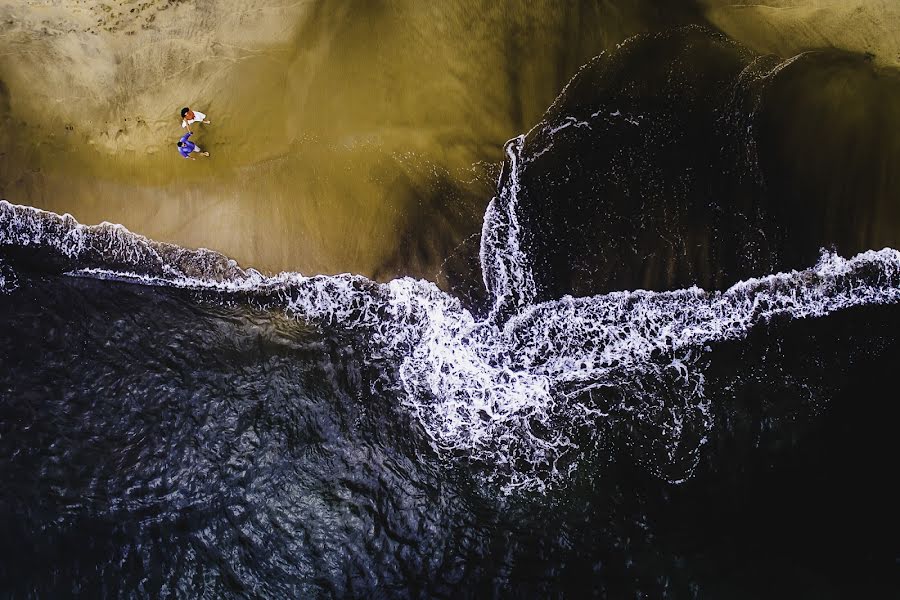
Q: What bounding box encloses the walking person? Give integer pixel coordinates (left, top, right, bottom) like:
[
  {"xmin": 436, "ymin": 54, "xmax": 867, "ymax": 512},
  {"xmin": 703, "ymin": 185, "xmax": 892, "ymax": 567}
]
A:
[
  {"xmin": 176, "ymin": 131, "xmax": 209, "ymax": 160},
  {"xmin": 181, "ymin": 107, "xmax": 210, "ymax": 132}
]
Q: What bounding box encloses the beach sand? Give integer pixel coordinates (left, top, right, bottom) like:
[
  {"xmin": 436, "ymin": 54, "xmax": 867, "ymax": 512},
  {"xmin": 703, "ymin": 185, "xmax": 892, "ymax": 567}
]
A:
[
  {"xmin": 0, "ymin": 0, "xmax": 702, "ymax": 285},
  {"xmin": 703, "ymin": 0, "xmax": 900, "ymax": 68},
  {"xmin": 2, "ymin": 0, "xmax": 898, "ymax": 284}
]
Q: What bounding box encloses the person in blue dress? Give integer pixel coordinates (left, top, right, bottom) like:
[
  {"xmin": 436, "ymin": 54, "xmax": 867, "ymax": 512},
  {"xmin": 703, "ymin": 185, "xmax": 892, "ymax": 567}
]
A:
[{"xmin": 176, "ymin": 131, "xmax": 210, "ymax": 160}]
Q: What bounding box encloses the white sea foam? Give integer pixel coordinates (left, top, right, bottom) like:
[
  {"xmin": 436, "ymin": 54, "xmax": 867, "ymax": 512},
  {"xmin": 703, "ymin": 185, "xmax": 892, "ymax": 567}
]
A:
[
  {"xmin": 3, "ymin": 181, "xmax": 900, "ymax": 493},
  {"xmin": 479, "ymin": 136, "xmax": 538, "ymax": 320},
  {"xmin": 399, "ymin": 246, "xmax": 900, "ymax": 491},
  {"xmin": 0, "ymin": 258, "xmax": 15, "ymax": 293}
]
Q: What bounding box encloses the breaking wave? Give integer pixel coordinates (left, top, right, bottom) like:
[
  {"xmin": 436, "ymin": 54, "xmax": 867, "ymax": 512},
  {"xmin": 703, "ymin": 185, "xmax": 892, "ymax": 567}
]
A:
[{"xmin": 4, "ymin": 194, "xmax": 900, "ymax": 493}]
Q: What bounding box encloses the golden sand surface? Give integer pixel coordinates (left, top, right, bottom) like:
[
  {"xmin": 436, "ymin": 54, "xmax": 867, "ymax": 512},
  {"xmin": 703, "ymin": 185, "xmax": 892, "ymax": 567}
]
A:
[
  {"xmin": 1, "ymin": 0, "xmax": 898, "ymax": 281},
  {"xmin": 703, "ymin": 0, "xmax": 900, "ymax": 68},
  {"xmin": 1, "ymin": 0, "xmax": 702, "ymax": 280}
]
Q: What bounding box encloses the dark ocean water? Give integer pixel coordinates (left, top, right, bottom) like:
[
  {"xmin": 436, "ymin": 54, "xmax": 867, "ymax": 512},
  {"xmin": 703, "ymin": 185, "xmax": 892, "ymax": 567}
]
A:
[{"xmin": 2, "ymin": 26, "xmax": 900, "ymax": 598}]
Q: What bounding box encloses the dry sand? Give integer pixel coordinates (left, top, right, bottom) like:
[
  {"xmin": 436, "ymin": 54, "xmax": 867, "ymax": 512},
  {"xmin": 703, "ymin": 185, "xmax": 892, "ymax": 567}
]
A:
[{"xmin": 703, "ymin": 0, "xmax": 900, "ymax": 68}]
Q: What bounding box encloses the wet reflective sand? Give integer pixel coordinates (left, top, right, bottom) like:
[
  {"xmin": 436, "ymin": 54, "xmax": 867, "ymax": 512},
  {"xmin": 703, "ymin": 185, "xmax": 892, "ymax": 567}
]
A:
[{"xmin": 1, "ymin": 0, "xmax": 700, "ymax": 280}]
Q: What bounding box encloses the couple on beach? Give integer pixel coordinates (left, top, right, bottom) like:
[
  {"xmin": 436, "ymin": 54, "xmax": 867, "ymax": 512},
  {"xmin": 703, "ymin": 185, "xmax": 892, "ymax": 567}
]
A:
[{"xmin": 176, "ymin": 107, "xmax": 211, "ymax": 160}]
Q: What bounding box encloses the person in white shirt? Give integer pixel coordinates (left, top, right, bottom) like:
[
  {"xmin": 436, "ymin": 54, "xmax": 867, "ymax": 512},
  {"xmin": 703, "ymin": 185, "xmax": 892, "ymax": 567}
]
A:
[{"xmin": 180, "ymin": 107, "xmax": 210, "ymax": 132}]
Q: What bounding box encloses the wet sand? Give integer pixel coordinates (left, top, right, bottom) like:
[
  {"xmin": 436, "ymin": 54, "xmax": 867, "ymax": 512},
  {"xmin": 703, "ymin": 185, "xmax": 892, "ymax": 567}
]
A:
[
  {"xmin": 0, "ymin": 0, "xmax": 702, "ymax": 282},
  {"xmin": 2, "ymin": 0, "xmax": 899, "ymax": 283}
]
